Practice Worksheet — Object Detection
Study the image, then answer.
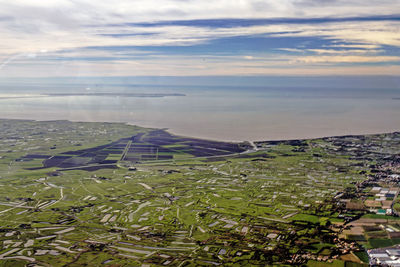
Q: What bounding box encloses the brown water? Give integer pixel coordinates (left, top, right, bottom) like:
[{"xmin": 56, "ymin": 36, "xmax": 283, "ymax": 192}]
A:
[{"xmin": 1, "ymin": 86, "xmax": 400, "ymax": 141}]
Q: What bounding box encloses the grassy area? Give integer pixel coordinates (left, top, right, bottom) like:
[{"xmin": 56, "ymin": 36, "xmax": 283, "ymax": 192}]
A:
[
  {"xmin": 291, "ymin": 214, "xmax": 320, "ymax": 224},
  {"xmin": 368, "ymin": 238, "xmax": 394, "ymax": 248},
  {"xmin": 0, "ymin": 119, "xmax": 399, "ymax": 266},
  {"xmin": 307, "ymin": 260, "xmax": 345, "ymax": 267},
  {"xmin": 362, "ymin": 214, "xmax": 400, "ymax": 220},
  {"xmin": 354, "ymin": 251, "xmax": 369, "ymax": 263}
]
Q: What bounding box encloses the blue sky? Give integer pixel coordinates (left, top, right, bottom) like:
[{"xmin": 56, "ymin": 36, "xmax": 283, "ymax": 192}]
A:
[{"xmin": 0, "ymin": 0, "xmax": 399, "ymax": 78}]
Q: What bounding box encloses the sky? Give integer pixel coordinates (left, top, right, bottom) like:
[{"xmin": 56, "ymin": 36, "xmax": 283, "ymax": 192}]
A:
[{"xmin": 0, "ymin": 0, "xmax": 399, "ymax": 78}]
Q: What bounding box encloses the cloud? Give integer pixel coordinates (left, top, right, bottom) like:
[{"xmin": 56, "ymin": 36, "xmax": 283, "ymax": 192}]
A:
[
  {"xmin": 294, "ymin": 55, "xmax": 400, "ymax": 64},
  {"xmin": 268, "ymin": 21, "xmax": 400, "ymax": 47},
  {"xmin": 326, "ymin": 44, "xmax": 382, "ymax": 49},
  {"xmin": 0, "ymin": 0, "xmax": 399, "ymax": 76},
  {"xmin": 278, "ymin": 48, "xmax": 304, "ymax": 53},
  {"xmin": 2, "ymin": 54, "xmax": 400, "ymax": 77},
  {"xmin": 307, "ymin": 49, "xmax": 383, "ymax": 55}
]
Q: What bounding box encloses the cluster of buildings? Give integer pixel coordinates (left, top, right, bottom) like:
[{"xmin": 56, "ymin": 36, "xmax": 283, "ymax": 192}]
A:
[
  {"xmin": 289, "ymin": 238, "xmax": 361, "ymax": 265},
  {"xmin": 365, "ymin": 187, "xmax": 399, "ymax": 215},
  {"xmin": 369, "ymin": 247, "xmax": 400, "ymax": 266}
]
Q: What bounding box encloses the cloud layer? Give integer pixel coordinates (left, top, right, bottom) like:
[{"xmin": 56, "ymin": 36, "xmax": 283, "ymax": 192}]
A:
[{"xmin": 0, "ymin": 0, "xmax": 399, "ymax": 77}]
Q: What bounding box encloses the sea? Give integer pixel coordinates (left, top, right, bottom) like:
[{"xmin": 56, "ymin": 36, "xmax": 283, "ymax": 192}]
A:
[{"xmin": 1, "ymin": 83, "xmax": 400, "ymax": 141}]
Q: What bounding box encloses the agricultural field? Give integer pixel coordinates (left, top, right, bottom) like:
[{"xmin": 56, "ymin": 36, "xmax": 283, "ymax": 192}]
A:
[
  {"xmin": 0, "ymin": 119, "xmax": 399, "ymax": 266},
  {"xmin": 15, "ymin": 126, "xmax": 251, "ymax": 172}
]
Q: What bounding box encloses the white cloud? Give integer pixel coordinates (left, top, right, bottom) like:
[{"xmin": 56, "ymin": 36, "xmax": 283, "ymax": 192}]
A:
[
  {"xmin": 326, "ymin": 44, "xmax": 382, "ymax": 49},
  {"xmin": 269, "ymin": 21, "xmax": 400, "ymax": 47},
  {"xmin": 0, "ymin": 0, "xmax": 399, "ymax": 76},
  {"xmin": 1, "ymin": 0, "xmax": 397, "ymax": 25},
  {"xmin": 294, "ymin": 55, "xmax": 400, "ymax": 64},
  {"xmin": 307, "ymin": 49, "xmax": 383, "ymax": 55},
  {"xmin": 2, "ymin": 54, "xmax": 400, "ymax": 77}
]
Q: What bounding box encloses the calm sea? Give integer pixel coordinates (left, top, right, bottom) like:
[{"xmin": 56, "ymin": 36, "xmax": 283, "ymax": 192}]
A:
[{"xmin": 1, "ymin": 84, "xmax": 400, "ymax": 141}]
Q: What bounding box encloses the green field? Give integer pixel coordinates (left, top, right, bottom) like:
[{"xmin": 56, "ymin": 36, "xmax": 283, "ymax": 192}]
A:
[{"xmin": 0, "ymin": 119, "xmax": 399, "ymax": 266}]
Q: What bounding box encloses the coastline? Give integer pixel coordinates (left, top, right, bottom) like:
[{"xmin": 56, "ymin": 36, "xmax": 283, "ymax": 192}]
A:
[
  {"xmin": 1, "ymin": 117, "xmax": 399, "ymax": 143},
  {"xmin": 165, "ymin": 127, "xmax": 400, "ymax": 142}
]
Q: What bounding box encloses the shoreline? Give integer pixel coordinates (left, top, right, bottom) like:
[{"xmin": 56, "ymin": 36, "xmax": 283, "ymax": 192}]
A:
[
  {"xmin": 0, "ymin": 117, "xmax": 399, "ymax": 143},
  {"xmin": 165, "ymin": 127, "xmax": 400, "ymax": 143}
]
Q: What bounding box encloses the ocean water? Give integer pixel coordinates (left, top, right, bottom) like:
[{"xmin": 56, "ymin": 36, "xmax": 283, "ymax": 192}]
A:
[{"xmin": 1, "ymin": 84, "xmax": 400, "ymax": 141}]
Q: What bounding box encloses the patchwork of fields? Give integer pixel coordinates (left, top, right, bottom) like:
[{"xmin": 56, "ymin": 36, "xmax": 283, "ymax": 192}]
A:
[
  {"xmin": 17, "ymin": 127, "xmax": 251, "ymax": 171},
  {"xmin": 0, "ymin": 119, "xmax": 399, "ymax": 266}
]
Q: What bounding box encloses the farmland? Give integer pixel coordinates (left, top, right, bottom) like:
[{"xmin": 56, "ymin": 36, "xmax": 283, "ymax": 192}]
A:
[
  {"xmin": 0, "ymin": 119, "xmax": 399, "ymax": 266},
  {"xmin": 16, "ymin": 125, "xmax": 251, "ymax": 171}
]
